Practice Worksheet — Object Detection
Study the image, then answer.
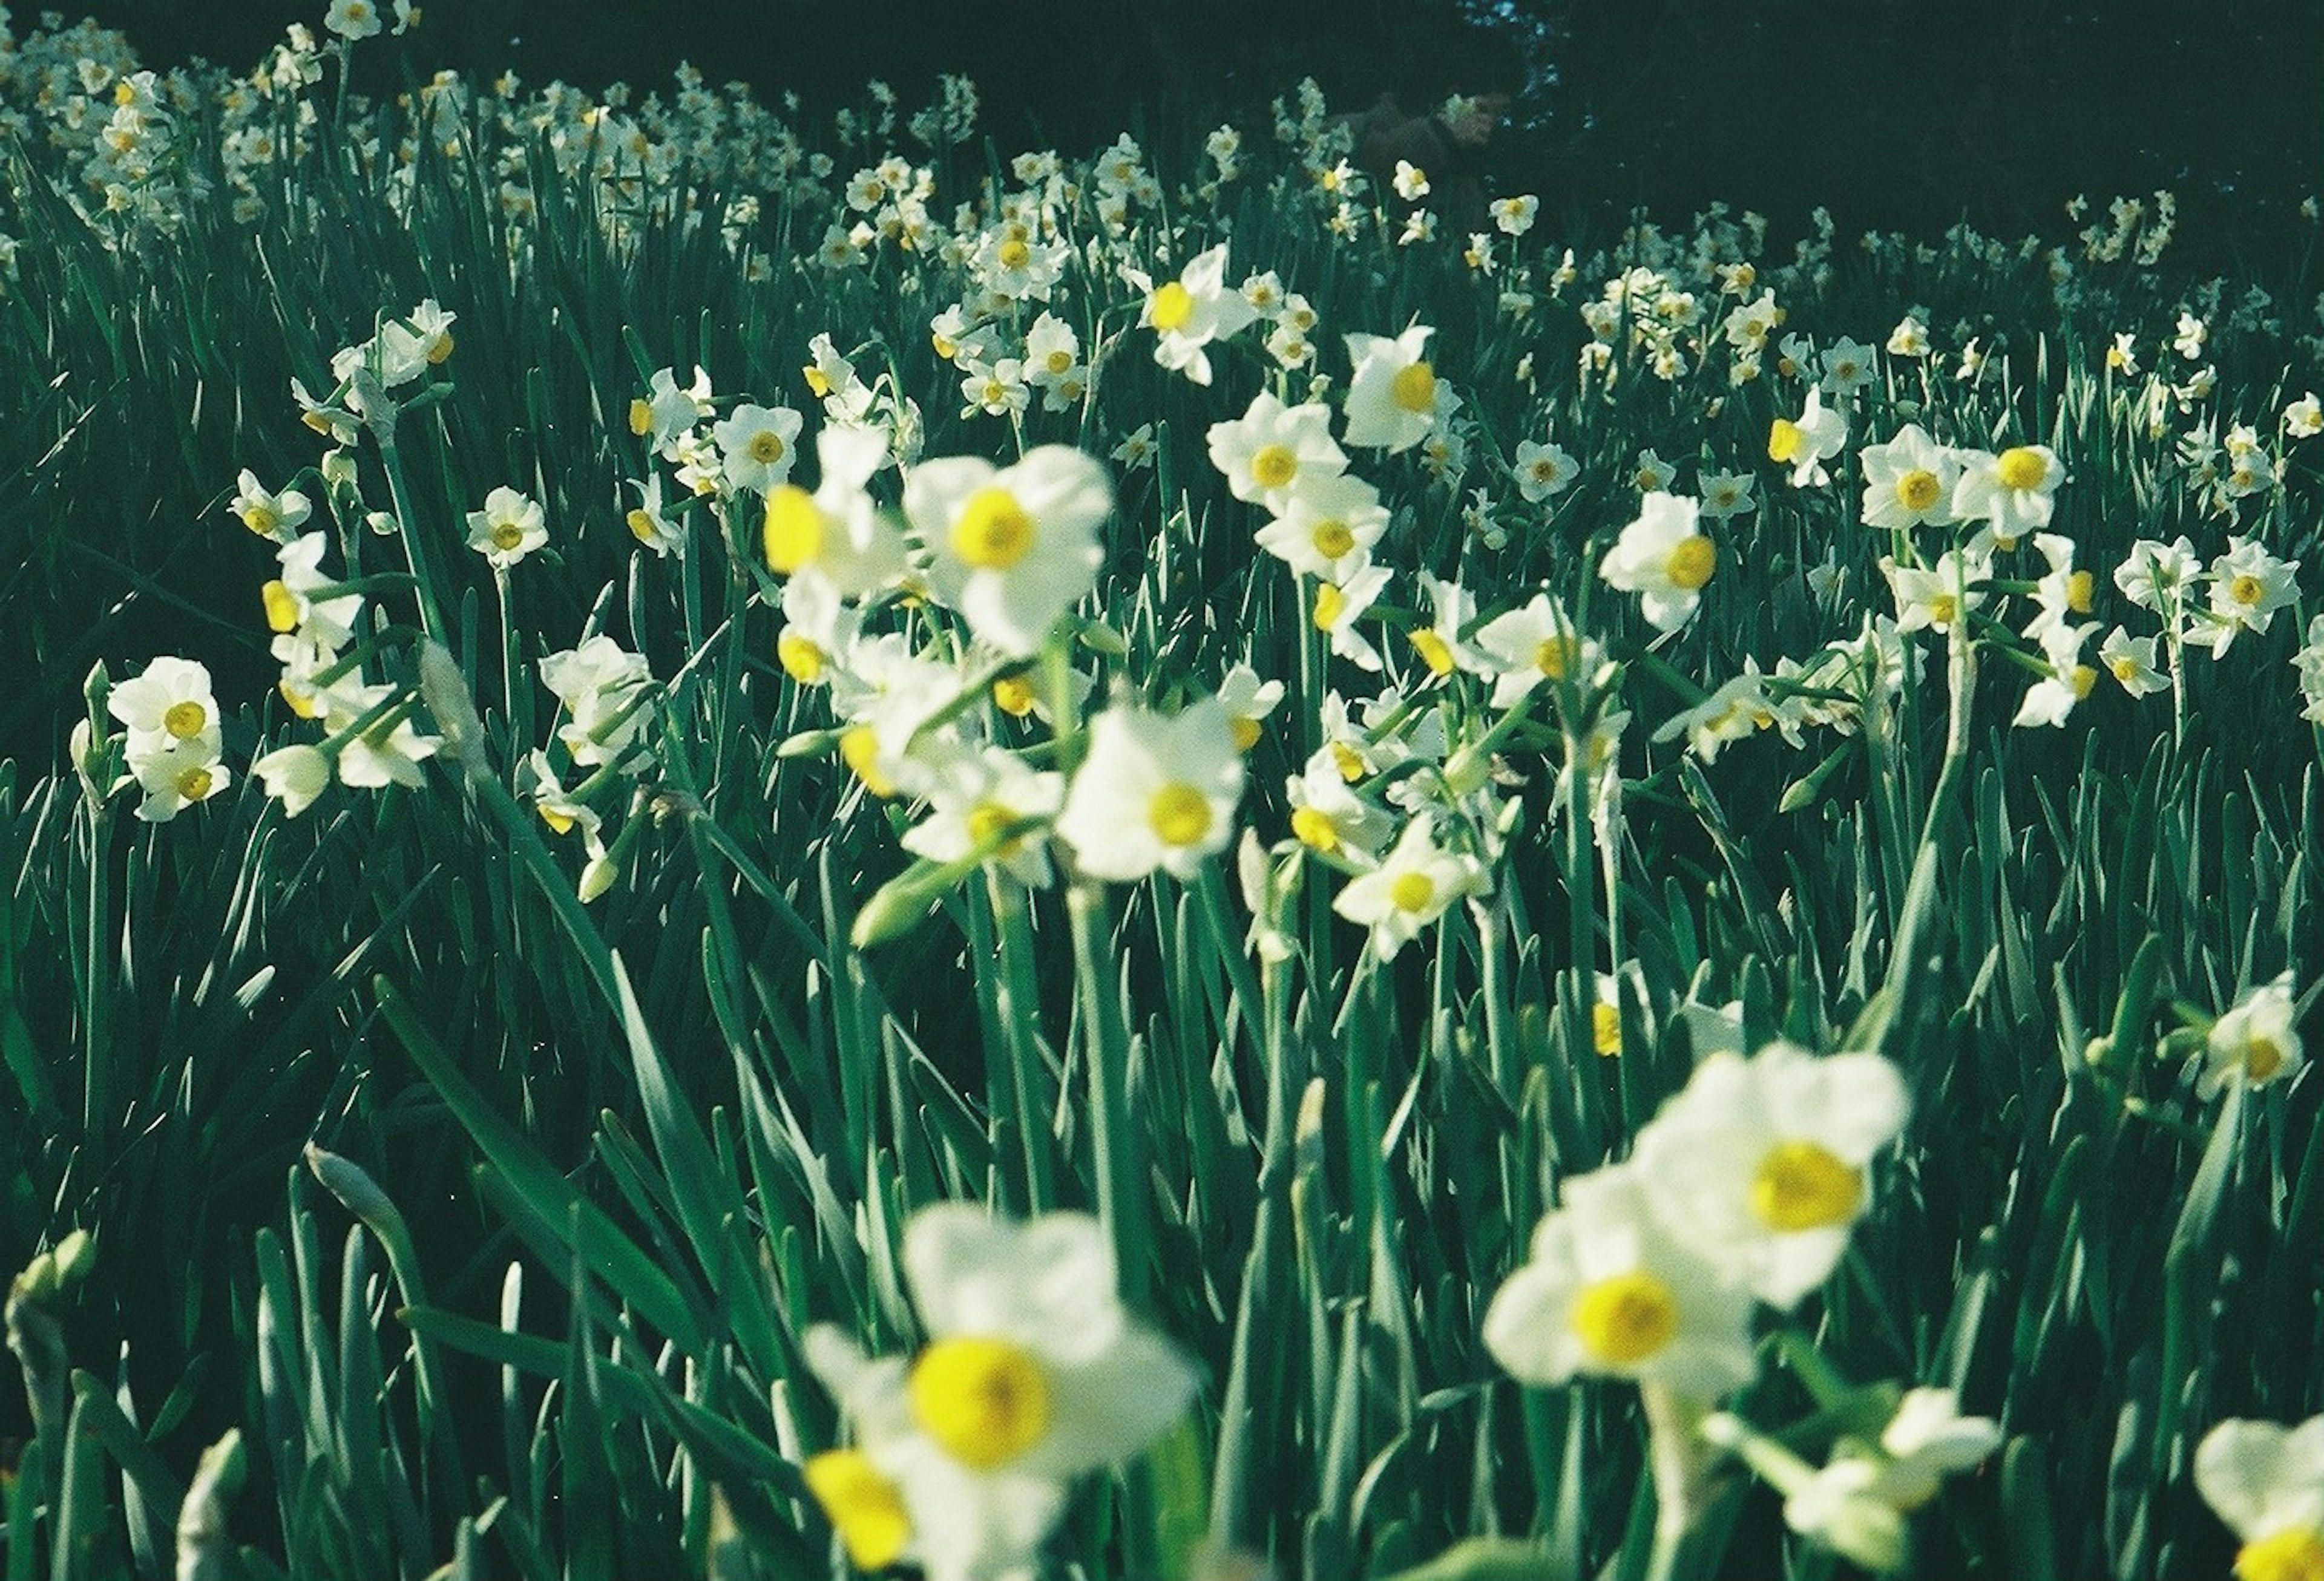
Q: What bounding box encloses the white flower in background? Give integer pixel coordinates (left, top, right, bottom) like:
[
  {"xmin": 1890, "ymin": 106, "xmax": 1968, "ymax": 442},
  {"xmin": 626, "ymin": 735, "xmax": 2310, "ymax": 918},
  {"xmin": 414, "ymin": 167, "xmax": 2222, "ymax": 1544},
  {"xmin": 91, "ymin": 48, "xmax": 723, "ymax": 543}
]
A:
[
  {"xmin": 1391, "ymin": 160, "xmax": 1429, "ymax": 201},
  {"xmin": 2193, "ymin": 1415, "xmax": 2324, "ymax": 1581},
  {"xmin": 1490, "ymin": 193, "xmax": 1539, "ymax": 236},
  {"xmin": 1207, "ymin": 390, "xmax": 1347, "ymax": 512},
  {"xmin": 2283, "ymin": 391, "xmax": 2322, "ymax": 439},
  {"xmin": 1483, "ymin": 1163, "xmax": 1758, "ymax": 1399},
  {"xmin": 1216, "ymin": 664, "xmax": 1285, "ymax": 752},
  {"xmin": 2023, "ymin": 532, "xmax": 2095, "ymax": 645},
  {"xmin": 1885, "ymin": 315, "xmax": 1931, "ymax": 358},
  {"xmin": 326, "ymin": 682, "xmax": 441, "ymax": 790},
  {"xmin": 231, "ymin": 469, "xmax": 312, "ymax": 541},
  {"xmin": 1600, "ymin": 491, "xmax": 1716, "ymax": 632},
  {"xmin": 1331, "ymin": 816, "xmax": 1487, "ymax": 960},
  {"xmin": 1285, "ymin": 747, "xmax": 1393, "ymax": 859},
  {"xmin": 540, "ymin": 635, "xmax": 654, "ymax": 770},
  {"xmin": 261, "ymin": 534, "xmax": 363, "ymax": 652},
  {"xmin": 1056, "ymin": 697, "xmax": 1246, "ymax": 882},
  {"xmin": 1698, "ymin": 468, "xmax": 1757, "ymax": 520},
  {"xmin": 2012, "ymin": 620, "xmax": 2098, "ymax": 729},
  {"xmin": 1857, "ymin": 423, "xmax": 1960, "ymax": 530},
  {"xmin": 629, "ymin": 364, "xmax": 714, "ymax": 460},
  {"xmin": 1405, "ymin": 574, "xmax": 1480, "ymax": 681},
  {"xmin": 1629, "ymin": 1041, "xmax": 1909, "ymax": 1308},
  {"xmin": 1952, "ymin": 444, "xmax": 2064, "ymax": 551},
  {"xmin": 1818, "ymin": 337, "xmax": 1878, "ymax": 396},
  {"xmin": 713, "ymin": 402, "xmax": 804, "ymax": 496},
  {"xmin": 126, "ymin": 736, "xmax": 231, "ymax": 823},
  {"xmin": 959, "ymin": 358, "xmax": 1031, "ymax": 420},
  {"xmin": 624, "ymin": 472, "xmax": 686, "ymax": 558},
  {"xmin": 2193, "ymin": 536, "xmax": 2300, "ymax": 654},
  {"xmin": 1630, "ymin": 448, "xmax": 1676, "ymax": 495},
  {"xmin": 1511, "ymin": 439, "xmax": 1579, "ymax": 503},
  {"xmin": 1253, "ymin": 470, "xmax": 1389, "ymax": 583},
  {"xmin": 763, "ymin": 425, "xmax": 909, "ymax": 600},
  {"xmin": 251, "ymin": 743, "xmax": 331, "ymax": 818},
  {"xmin": 2200, "ymin": 972, "xmax": 2306, "ymax": 1098},
  {"xmin": 1869, "ymin": 1389, "xmax": 2003, "ymax": 1508},
  {"xmin": 1134, "ymin": 243, "xmax": 1257, "ymax": 386},
  {"xmin": 323, "ymin": 0, "xmax": 384, "ymax": 42},
  {"xmin": 2173, "ymin": 310, "xmax": 2208, "ymax": 360},
  {"xmin": 465, "ymin": 486, "xmax": 548, "ymax": 569},
  {"xmin": 901, "ymin": 748, "xmax": 1068, "ymax": 888},
  {"xmin": 2297, "ymin": 614, "xmax": 2324, "ymax": 724},
  {"xmin": 1768, "ymin": 389, "xmax": 1848, "ymax": 486},
  {"xmin": 1311, "ymin": 562, "xmax": 1394, "ymax": 672},
  {"xmin": 2114, "ymin": 535, "xmax": 2202, "ymax": 614},
  {"xmin": 1473, "ymin": 594, "xmax": 1597, "ymax": 710},
  {"xmin": 906, "ymin": 445, "xmax": 1112, "ymax": 657},
  {"xmin": 1342, "ymin": 324, "xmax": 1454, "ymax": 454},
  {"xmin": 2099, "ymin": 627, "xmax": 2169, "ymax": 696}
]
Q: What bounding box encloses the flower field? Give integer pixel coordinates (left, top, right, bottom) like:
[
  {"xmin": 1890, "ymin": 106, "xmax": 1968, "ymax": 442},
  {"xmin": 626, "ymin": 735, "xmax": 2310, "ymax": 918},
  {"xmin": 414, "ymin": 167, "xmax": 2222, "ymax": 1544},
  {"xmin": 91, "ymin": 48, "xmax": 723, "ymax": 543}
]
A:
[{"xmin": 2, "ymin": 10, "xmax": 2322, "ymax": 1580}]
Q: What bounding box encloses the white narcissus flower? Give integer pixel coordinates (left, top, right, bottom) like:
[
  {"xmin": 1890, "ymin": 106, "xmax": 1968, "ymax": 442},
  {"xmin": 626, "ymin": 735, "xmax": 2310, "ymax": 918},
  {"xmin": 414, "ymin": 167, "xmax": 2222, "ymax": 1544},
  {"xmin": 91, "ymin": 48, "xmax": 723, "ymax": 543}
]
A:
[
  {"xmin": 712, "ymin": 402, "xmax": 804, "ymax": 496},
  {"xmin": 1599, "ymin": 491, "xmax": 1716, "ymax": 633},
  {"xmin": 2012, "ymin": 621, "xmax": 2098, "ymax": 730},
  {"xmin": 624, "ymin": 472, "xmax": 686, "ymax": 559},
  {"xmin": 1951, "ymin": 444, "xmax": 2064, "ymax": 551},
  {"xmin": 1342, "ymin": 325, "xmax": 1454, "ymax": 454},
  {"xmin": 231, "ymin": 468, "xmax": 312, "ymax": 540},
  {"xmin": 2193, "ymin": 1416, "xmax": 2324, "ymax": 1581},
  {"xmin": 1253, "ymin": 470, "xmax": 1388, "ymax": 583},
  {"xmin": 1768, "ymin": 389, "xmax": 1848, "ymax": 486},
  {"xmin": 1510, "ymin": 439, "xmax": 1578, "ymax": 503},
  {"xmin": 2200, "ymin": 972, "xmax": 2306, "ymax": 1098},
  {"xmin": 906, "ymin": 445, "xmax": 1112, "ymax": 658},
  {"xmin": 1135, "ymin": 243, "xmax": 1258, "ymax": 387},
  {"xmin": 1472, "ymin": 593, "xmax": 1597, "ymax": 710},
  {"xmin": 1698, "ymin": 468, "xmax": 1756, "ymax": 520},
  {"xmin": 1871, "ymin": 1387, "xmax": 2003, "ymax": 1508},
  {"xmin": 2195, "ymin": 536, "xmax": 2301, "ymax": 654},
  {"xmin": 629, "ymin": 364, "xmax": 714, "ymax": 459},
  {"xmin": 1483, "ymin": 1163, "xmax": 1758, "ymax": 1400},
  {"xmin": 108, "ymin": 656, "xmax": 222, "ymax": 756},
  {"xmin": 1216, "ymin": 664, "xmax": 1284, "ymax": 752},
  {"xmin": 1330, "ymin": 816, "xmax": 1488, "ymax": 960},
  {"xmin": 900, "ymin": 747, "xmax": 1067, "ymax": 889},
  {"xmin": 1055, "ymin": 698, "xmax": 1245, "ymax": 883},
  {"xmin": 1284, "ymin": 747, "xmax": 1393, "ymax": 859},
  {"xmin": 1207, "ymin": 390, "xmax": 1347, "ymax": 512},
  {"xmin": 539, "ymin": 635, "xmax": 654, "ymax": 770},
  {"xmin": 1881, "ymin": 549, "xmax": 1986, "ymax": 636},
  {"xmin": 1856, "ymin": 423, "xmax": 1960, "ymax": 531},
  {"xmin": 763, "ymin": 425, "xmax": 908, "ymax": 601},
  {"xmin": 1629, "ymin": 1041, "xmax": 1909, "ymax": 1308},
  {"xmin": 323, "ymin": 0, "xmax": 384, "ymax": 41},
  {"xmin": 2114, "ymin": 535, "xmax": 2202, "ymax": 614},
  {"xmin": 2298, "ymin": 614, "xmax": 2324, "ymax": 725},
  {"xmin": 2099, "ymin": 627, "xmax": 2169, "ymax": 696},
  {"xmin": 251, "ymin": 743, "xmax": 331, "ymax": 818},
  {"xmin": 465, "ymin": 486, "xmax": 547, "ymax": 569},
  {"xmin": 1311, "ymin": 562, "xmax": 1394, "ymax": 672},
  {"xmin": 898, "ymin": 1205, "xmax": 1200, "ymax": 1480},
  {"xmin": 326, "ymin": 682, "xmax": 441, "ymax": 791},
  {"xmin": 263, "ymin": 534, "xmax": 363, "ymax": 652}
]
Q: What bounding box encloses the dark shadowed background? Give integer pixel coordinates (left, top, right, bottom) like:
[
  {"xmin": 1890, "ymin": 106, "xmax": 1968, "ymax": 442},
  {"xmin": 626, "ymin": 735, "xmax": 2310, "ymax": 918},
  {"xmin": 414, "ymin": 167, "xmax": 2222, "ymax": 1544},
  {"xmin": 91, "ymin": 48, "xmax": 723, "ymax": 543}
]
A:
[{"xmin": 48, "ymin": 0, "xmax": 2324, "ymax": 253}]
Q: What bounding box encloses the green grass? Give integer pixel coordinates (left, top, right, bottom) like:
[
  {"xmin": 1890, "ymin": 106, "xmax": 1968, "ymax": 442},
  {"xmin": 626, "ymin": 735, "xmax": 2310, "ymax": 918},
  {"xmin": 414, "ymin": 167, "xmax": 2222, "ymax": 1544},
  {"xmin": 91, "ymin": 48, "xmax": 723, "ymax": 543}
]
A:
[{"xmin": 1, "ymin": 13, "xmax": 2320, "ymax": 1581}]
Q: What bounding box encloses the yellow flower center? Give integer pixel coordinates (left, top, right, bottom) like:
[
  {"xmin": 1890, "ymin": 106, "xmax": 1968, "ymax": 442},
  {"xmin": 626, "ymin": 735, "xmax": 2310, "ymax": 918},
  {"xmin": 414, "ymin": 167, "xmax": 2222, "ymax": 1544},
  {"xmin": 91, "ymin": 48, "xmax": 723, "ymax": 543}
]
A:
[
  {"xmin": 1391, "ymin": 361, "xmax": 1438, "ymax": 414},
  {"xmin": 776, "ymin": 631, "xmax": 824, "ymax": 684},
  {"xmin": 1313, "ymin": 582, "xmax": 1345, "ymax": 631},
  {"xmin": 1896, "ymin": 470, "xmax": 1942, "ymax": 512},
  {"xmin": 951, "ymin": 488, "xmax": 1037, "ymax": 569},
  {"xmin": 1310, "ymin": 519, "xmax": 1356, "ymax": 560},
  {"xmin": 1148, "ymin": 781, "xmax": 1213, "ymax": 848},
  {"xmin": 839, "ymin": 725, "xmax": 893, "ymax": 798},
  {"xmin": 2069, "ymin": 664, "xmax": 2098, "ymax": 699},
  {"xmin": 2231, "ymin": 573, "xmax": 2266, "ymax": 607},
  {"xmin": 1230, "ymin": 715, "xmax": 1261, "ymax": 751},
  {"xmin": 992, "ymin": 675, "xmax": 1037, "ymax": 718},
  {"xmin": 1593, "ymin": 1001, "xmax": 1623, "ymax": 1056},
  {"xmin": 1410, "ymin": 629, "xmax": 1455, "ymax": 676},
  {"xmin": 425, "ymin": 333, "xmax": 454, "ymax": 365},
  {"xmin": 261, "ymin": 581, "xmax": 300, "ymax": 633},
  {"xmin": 2066, "ymin": 569, "xmax": 2093, "ymax": 612},
  {"xmin": 1150, "ymin": 281, "xmax": 1195, "ymax": 332},
  {"xmin": 175, "ymin": 765, "xmax": 215, "ymax": 802},
  {"xmin": 1250, "ymin": 445, "xmax": 1298, "ymax": 491},
  {"xmin": 1928, "ymin": 592, "xmax": 1960, "ymax": 626},
  {"xmin": 627, "ymin": 397, "xmax": 654, "ymax": 437},
  {"xmin": 747, "ymin": 429, "xmax": 787, "ymax": 465},
  {"xmin": 762, "ymin": 485, "xmax": 827, "ymax": 574},
  {"xmin": 804, "ymin": 366, "xmax": 833, "ymax": 399},
  {"xmin": 240, "ymin": 502, "xmax": 280, "ymax": 536},
  {"xmin": 1569, "ymin": 1271, "xmax": 1678, "ymax": 1366},
  {"xmin": 163, "ymin": 701, "xmax": 208, "ymax": 739},
  {"xmin": 1750, "ymin": 1141, "xmax": 1863, "ymax": 1231},
  {"xmin": 804, "ymin": 1449, "xmax": 913, "ymax": 1571},
  {"xmin": 997, "ymin": 237, "xmax": 1031, "ymax": 269},
  {"xmin": 1767, "ymin": 418, "xmax": 1804, "ymax": 462},
  {"xmin": 1045, "ymin": 349, "xmax": 1073, "ymax": 375},
  {"xmin": 966, "ymin": 799, "xmax": 1026, "ymax": 856},
  {"xmin": 301, "ymin": 410, "xmax": 337, "ymax": 437},
  {"xmin": 1664, "ymin": 535, "xmax": 1716, "ymax": 591},
  {"xmin": 489, "ymin": 520, "xmax": 525, "ymax": 551},
  {"xmin": 1330, "ymin": 742, "xmax": 1365, "ymax": 782},
  {"xmin": 280, "ymin": 681, "xmax": 322, "ymax": 719},
  {"xmin": 2109, "ymin": 655, "xmax": 2140, "ymax": 684},
  {"xmin": 908, "ymin": 1337, "xmax": 1052, "ymax": 1470},
  {"xmin": 1996, "ymin": 446, "xmax": 2049, "ymax": 490},
  {"xmin": 1390, "ymin": 871, "xmax": 1436, "ymax": 913},
  {"xmin": 1290, "ymin": 805, "xmax": 1340, "ymax": 853},
  {"xmin": 1535, "ymin": 635, "xmax": 1577, "ymax": 679},
  {"xmin": 2245, "ymin": 1036, "xmax": 2288, "ymax": 1083},
  {"xmin": 538, "ymin": 802, "xmax": 577, "ymax": 836},
  {"xmin": 2236, "ymin": 1528, "xmax": 2324, "ymax": 1581},
  {"xmin": 113, "ymin": 80, "xmax": 135, "ymax": 105},
  {"xmin": 622, "ymin": 506, "xmax": 659, "ymax": 543}
]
